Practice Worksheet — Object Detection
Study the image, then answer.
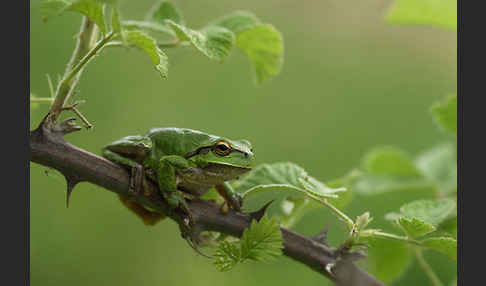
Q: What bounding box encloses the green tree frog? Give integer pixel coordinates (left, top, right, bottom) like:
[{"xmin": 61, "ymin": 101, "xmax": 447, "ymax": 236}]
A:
[{"xmin": 102, "ymin": 128, "xmax": 255, "ymax": 225}]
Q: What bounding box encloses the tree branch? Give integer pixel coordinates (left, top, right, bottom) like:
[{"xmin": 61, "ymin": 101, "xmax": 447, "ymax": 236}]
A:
[{"xmin": 29, "ymin": 122, "xmax": 385, "ymax": 286}]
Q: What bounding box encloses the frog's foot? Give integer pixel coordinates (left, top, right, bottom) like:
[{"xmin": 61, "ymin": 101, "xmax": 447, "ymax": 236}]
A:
[
  {"xmin": 129, "ymin": 164, "xmax": 144, "ymax": 195},
  {"xmin": 215, "ymin": 184, "xmax": 242, "ymax": 212},
  {"xmin": 165, "ymin": 191, "xmax": 195, "ymax": 226},
  {"xmin": 118, "ymin": 195, "xmax": 166, "ymax": 226}
]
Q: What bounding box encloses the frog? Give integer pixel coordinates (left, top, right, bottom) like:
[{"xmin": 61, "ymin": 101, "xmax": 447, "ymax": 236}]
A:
[{"xmin": 101, "ymin": 127, "xmax": 255, "ymax": 226}]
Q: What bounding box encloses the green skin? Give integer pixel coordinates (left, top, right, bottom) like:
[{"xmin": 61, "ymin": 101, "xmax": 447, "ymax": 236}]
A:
[{"xmin": 102, "ymin": 128, "xmax": 255, "ymax": 223}]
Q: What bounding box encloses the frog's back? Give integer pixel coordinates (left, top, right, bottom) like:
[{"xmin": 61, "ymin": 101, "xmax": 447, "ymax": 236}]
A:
[{"xmin": 146, "ymin": 127, "xmax": 217, "ymax": 156}]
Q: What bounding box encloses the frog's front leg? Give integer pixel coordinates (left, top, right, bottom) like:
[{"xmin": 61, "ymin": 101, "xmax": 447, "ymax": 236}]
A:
[
  {"xmin": 216, "ymin": 182, "xmax": 243, "ymax": 212},
  {"xmin": 157, "ymin": 155, "xmax": 194, "ymax": 223}
]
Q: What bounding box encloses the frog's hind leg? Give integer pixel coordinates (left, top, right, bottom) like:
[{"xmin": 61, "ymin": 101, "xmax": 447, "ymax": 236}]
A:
[
  {"xmin": 102, "ymin": 149, "xmax": 144, "ymax": 195},
  {"xmin": 118, "ymin": 195, "xmax": 165, "ymax": 226}
]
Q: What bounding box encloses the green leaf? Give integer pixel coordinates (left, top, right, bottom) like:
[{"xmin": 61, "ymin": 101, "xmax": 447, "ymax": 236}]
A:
[
  {"xmin": 397, "ymin": 217, "xmax": 436, "ymax": 238},
  {"xmin": 236, "ymin": 163, "xmax": 345, "ymax": 225},
  {"xmin": 166, "ymin": 20, "xmax": 234, "ymax": 61},
  {"xmin": 436, "ymin": 216, "xmax": 457, "ymax": 238},
  {"xmin": 40, "ymin": 0, "xmax": 71, "ymax": 22},
  {"xmin": 386, "ymin": 0, "xmax": 457, "ymax": 31},
  {"xmin": 363, "ymin": 147, "xmax": 422, "ymax": 177},
  {"xmin": 213, "ymin": 216, "xmax": 283, "ymax": 271},
  {"xmin": 149, "ymin": 1, "xmax": 184, "ymax": 25},
  {"xmin": 41, "ymin": 0, "xmax": 108, "ymax": 34},
  {"xmin": 236, "ymin": 24, "xmax": 283, "ymax": 85},
  {"xmin": 211, "ymin": 11, "xmax": 261, "ymax": 33},
  {"xmin": 125, "ymin": 30, "xmax": 168, "ymax": 78},
  {"xmin": 421, "ymin": 237, "xmax": 457, "ymax": 260},
  {"xmin": 352, "ymin": 147, "xmax": 439, "ymax": 196},
  {"xmin": 352, "ymin": 175, "xmax": 435, "ymax": 195},
  {"xmin": 241, "ymin": 184, "xmax": 307, "ymax": 217},
  {"xmin": 431, "ymin": 94, "xmax": 457, "ymax": 135},
  {"xmin": 415, "ymin": 143, "xmax": 457, "ymax": 194},
  {"xmin": 400, "ymin": 199, "xmax": 456, "ymax": 226},
  {"xmin": 387, "ymin": 199, "xmax": 456, "ymax": 238},
  {"xmin": 122, "ymin": 20, "xmax": 174, "ymax": 36},
  {"xmin": 67, "ymin": 0, "xmax": 107, "ymax": 34},
  {"xmin": 213, "ymin": 241, "xmax": 241, "ymax": 272},
  {"xmin": 240, "ymin": 216, "xmax": 283, "ymax": 262},
  {"xmin": 364, "ymin": 238, "xmax": 412, "ymax": 284}
]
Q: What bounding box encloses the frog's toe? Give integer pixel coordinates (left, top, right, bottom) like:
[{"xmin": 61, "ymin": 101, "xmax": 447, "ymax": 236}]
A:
[
  {"xmin": 165, "ymin": 192, "xmax": 195, "ymax": 225},
  {"xmin": 129, "ymin": 164, "xmax": 144, "ymax": 195}
]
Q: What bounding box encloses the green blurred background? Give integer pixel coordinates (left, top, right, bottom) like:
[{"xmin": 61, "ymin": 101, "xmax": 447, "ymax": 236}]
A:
[{"xmin": 30, "ymin": 0, "xmax": 456, "ymax": 285}]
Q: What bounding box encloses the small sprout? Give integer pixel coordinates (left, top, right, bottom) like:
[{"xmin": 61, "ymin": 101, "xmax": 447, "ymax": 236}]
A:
[{"xmin": 355, "ymin": 212, "xmax": 373, "ymax": 231}]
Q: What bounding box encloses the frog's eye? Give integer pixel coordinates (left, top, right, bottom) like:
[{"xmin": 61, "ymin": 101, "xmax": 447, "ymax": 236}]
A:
[{"xmin": 214, "ymin": 141, "xmax": 231, "ymax": 156}]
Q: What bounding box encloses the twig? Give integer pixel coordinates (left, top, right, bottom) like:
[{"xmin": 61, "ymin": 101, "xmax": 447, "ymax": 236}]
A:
[{"xmin": 29, "ymin": 122, "xmax": 386, "ymax": 286}]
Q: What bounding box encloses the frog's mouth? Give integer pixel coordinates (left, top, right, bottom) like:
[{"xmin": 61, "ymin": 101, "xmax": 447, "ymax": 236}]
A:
[{"xmin": 202, "ymin": 162, "xmax": 252, "ymax": 180}]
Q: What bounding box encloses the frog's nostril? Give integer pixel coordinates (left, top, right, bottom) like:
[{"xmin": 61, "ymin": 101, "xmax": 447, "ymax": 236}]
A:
[{"xmin": 244, "ymin": 152, "xmax": 249, "ymax": 158}]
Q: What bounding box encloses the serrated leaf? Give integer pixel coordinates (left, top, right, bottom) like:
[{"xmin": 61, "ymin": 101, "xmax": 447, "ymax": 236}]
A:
[
  {"xmin": 40, "ymin": 0, "xmax": 71, "ymax": 22},
  {"xmin": 125, "ymin": 30, "xmax": 168, "ymax": 78},
  {"xmin": 213, "ymin": 216, "xmax": 283, "ymax": 271},
  {"xmin": 386, "ymin": 0, "xmax": 457, "ymax": 31},
  {"xmin": 236, "ymin": 24, "xmax": 283, "ymax": 84},
  {"xmin": 166, "ymin": 20, "xmax": 234, "ymax": 61},
  {"xmin": 422, "ymin": 237, "xmax": 457, "ymax": 260},
  {"xmin": 431, "ymin": 94, "xmax": 457, "ymax": 135},
  {"xmin": 400, "ymin": 199, "xmax": 456, "ymax": 226},
  {"xmin": 237, "ymin": 163, "xmax": 345, "ymax": 225},
  {"xmin": 364, "ymin": 238, "xmax": 412, "ymax": 284},
  {"xmin": 149, "ymin": 1, "xmax": 184, "ymax": 25},
  {"xmin": 67, "ymin": 0, "xmax": 107, "ymax": 34},
  {"xmin": 213, "ymin": 241, "xmax": 241, "ymax": 271},
  {"xmin": 211, "ymin": 11, "xmax": 261, "ymax": 33},
  {"xmin": 240, "ymin": 216, "xmax": 283, "ymax": 262},
  {"xmin": 415, "ymin": 143, "xmax": 457, "ymax": 194},
  {"xmin": 364, "ymin": 147, "xmax": 422, "ymax": 177},
  {"xmin": 397, "ymin": 217, "xmax": 436, "ymax": 238}
]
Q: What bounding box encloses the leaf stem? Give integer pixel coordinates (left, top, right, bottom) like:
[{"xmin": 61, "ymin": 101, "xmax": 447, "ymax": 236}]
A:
[
  {"xmin": 47, "ymin": 17, "xmax": 115, "ymax": 123},
  {"xmin": 413, "ymin": 246, "xmax": 444, "ymax": 286},
  {"xmin": 370, "ymin": 231, "xmax": 422, "ymax": 246},
  {"xmin": 309, "ymin": 195, "xmax": 354, "ymax": 229},
  {"xmin": 64, "ymin": 32, "xmax": 115, "ymax": 85},
  {"xmin": 30, "ymin": 97, "xmax": 55, "ymax": 103}
]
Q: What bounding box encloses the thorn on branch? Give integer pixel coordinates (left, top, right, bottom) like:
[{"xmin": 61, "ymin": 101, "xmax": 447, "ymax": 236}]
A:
[
  {"xmin": 248, "ymin": 200, "xmax": 273, "ymax": 222},
  {"xmin": 311, "ymin": 221, "xmax": 332, "ymax": 246},
  {"xmin": 64, "ymin": 174, "xmax": 83, "ymax": 208}
]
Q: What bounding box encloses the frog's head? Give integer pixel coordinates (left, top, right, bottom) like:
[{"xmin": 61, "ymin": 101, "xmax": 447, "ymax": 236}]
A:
[{"xmin": 184, "ymin": 137, "xmax": 255, "ymax": 173}]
